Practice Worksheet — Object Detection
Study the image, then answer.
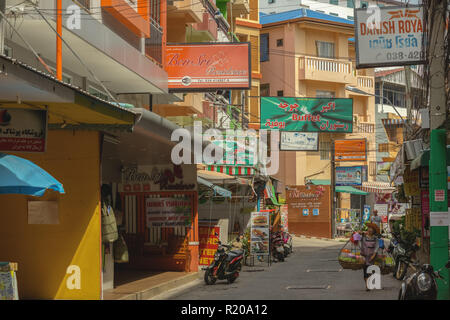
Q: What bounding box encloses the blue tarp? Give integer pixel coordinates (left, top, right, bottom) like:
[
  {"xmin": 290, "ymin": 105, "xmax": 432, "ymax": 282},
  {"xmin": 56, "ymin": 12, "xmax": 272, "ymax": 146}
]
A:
[
  {"xmin": 0, "ymin": 153, "xmax": 65, "ymax": 196},
  {"xmin": 197, "ymin": 176, "xmax": 232, "ymax": 198}
]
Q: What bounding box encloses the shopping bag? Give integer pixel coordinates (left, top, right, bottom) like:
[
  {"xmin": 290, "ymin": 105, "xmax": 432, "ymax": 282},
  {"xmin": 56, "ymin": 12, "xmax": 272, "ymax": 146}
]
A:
[
  {"xmin": 102, "ymin": 204, "xmax": 118, "ymax": 243},
  {"xmin": 114, "ymin": 235, "xmax": 129, "ymax": 263},
  {"xmin": 338, "ymin": 239, "xmax": 365, "ymax": 270},
  {"xmin": 373, "ymin": 246, "xmax": 395, "ymax": 275}
]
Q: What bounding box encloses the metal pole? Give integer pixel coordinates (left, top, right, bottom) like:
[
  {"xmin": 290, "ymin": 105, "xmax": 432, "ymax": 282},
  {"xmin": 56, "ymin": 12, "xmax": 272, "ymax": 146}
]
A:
[
  {"xmin": 428, "ymin": 0, "xmax": 449, "ymax": 300},
  {"xmin": 0, "ymin": 0, "xmax": 5, "ymax": 55},
  {"xmin": 404, "ymin": 66, "xmax": 413, "ymax": 139},
  {"xmin": 56, "ymin": 0, "xmax": 62, "ymax": 80},
  {"xmin": 331, "ymin": 139, "xmax": 336, "ymax": 239}
]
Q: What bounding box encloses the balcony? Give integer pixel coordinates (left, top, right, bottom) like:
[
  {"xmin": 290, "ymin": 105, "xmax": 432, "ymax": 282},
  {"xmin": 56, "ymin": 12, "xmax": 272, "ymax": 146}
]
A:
[
  {"xmin": 167, "ymin": 0, "xmax": 204, "ymax": 24},
  {"xmin": 145, "ymin": 19, "xmax": 163, "ymax": 65},
  {"xmin": 186, "ymin": 12, "xmax": 218, "ymax": 42},
  {"xmin": 353, "ymin": 122, "xmax": 375, "ymax": 133},
  {"xmin": 231, "ymin": 0, "xmax": 250, "ymax": 16},
  {"xmin": 298, "ymin": 56, "xmax": 355, "ymax": 84},
  {"xmin": 153, "ymin": 93, "xmax": 204, "ymax": 117}
]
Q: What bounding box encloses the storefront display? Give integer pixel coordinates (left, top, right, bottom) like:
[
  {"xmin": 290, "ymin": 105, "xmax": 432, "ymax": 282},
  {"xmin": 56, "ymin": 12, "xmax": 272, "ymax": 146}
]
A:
[{"xmin": 250, "ymin": 212, "xmax": 270, "ymax": 256}]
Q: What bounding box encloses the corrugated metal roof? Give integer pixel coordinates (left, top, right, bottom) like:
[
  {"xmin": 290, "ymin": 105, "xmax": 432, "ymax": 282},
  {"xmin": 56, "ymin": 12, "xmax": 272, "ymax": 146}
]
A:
[{"xmin": 260, "ymin": 9, "xmax": 354, "ymax": 26}]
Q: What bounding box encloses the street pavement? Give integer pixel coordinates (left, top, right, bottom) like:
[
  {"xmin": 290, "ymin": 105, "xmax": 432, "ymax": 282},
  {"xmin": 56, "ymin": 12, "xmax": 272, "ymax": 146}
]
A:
[{"xmin": 152, "ymin": 237, "xmax": 402, "ymax": 300}]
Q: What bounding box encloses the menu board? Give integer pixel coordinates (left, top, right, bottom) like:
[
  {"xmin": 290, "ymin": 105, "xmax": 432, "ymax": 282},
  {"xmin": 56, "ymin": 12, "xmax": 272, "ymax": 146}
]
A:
[
  {"xmin": 250, "ymin": 212, "xmax": 270, "ymax": 256},
  {"xmin": 146, "ymin": 197, "xmax": 192, "ymax": 227}
]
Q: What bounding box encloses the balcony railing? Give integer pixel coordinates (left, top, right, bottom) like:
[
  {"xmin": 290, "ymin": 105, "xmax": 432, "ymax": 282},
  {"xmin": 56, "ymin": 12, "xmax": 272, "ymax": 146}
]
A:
[
  {"xmin": 298, "ymin": 56, "xmax": 354, "ymax": 83},
  {"xmin": 302, "ymin": 56, "xmax": 351, "ymax": 73},
  {"xmin": 145, "ymin": 18, "xmax": 163, "ymax": 65},
  {"xmin": 357, "ymin": 76, "xmax": 374, "ymax": 89},
  {"xmin": 353, "ymin": 122, "xmax": 375, "ymax": 133}
]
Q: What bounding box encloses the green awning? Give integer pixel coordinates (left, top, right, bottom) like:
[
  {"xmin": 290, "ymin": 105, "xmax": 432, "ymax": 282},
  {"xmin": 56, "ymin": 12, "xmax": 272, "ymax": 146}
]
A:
[
  {"xmin": 307, "ymin": 179, "xmax": 368, "ymax": 195},
  {"xmin": 410, "ymin": 145, "xmax": 450, "ymax": 171}
]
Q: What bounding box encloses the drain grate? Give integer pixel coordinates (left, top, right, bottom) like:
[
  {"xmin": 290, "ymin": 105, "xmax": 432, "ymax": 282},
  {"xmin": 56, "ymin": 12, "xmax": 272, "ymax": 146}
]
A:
[
  {"xmin": 286, "ymin": 285, "xmax": 330, "ymax": 290},
  {"xmin": 306, "ymin": 269, "xmax": 342, "ymax": 272}
]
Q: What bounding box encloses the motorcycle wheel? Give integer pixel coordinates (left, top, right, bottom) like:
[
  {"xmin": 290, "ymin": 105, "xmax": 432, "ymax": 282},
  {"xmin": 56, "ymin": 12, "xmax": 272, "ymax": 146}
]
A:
[
  {"xmin": 278, "ymin": 252, "xmax": 285, "ymax": 262},
  {"xmin": 227, "ymin": 273, "xmax": 239, "ymax": 284},
  {"xmin": 204, "ymin": 268, "xmax": 217, "ymax": 285},
  {"xmin": 395, "ymin": 261, "xmax": 408, "ymax": 280}
]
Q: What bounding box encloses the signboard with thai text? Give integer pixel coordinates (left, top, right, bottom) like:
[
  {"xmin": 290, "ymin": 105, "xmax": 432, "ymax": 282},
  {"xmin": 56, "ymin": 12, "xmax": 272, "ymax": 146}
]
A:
[
  {"xmin": 0, "ymin": 108, "xmax": 47, "ymax": 153},
  {"xmin": 355, "ymin": 6, "xmax": 425, "ymax": 68},
  {"xmin": 335, "ymin": 166, "xmax": 365, "ymax": 186},
  {"xmin": 166, "ymin": 43, "xmax": 251, "ymax": 91},
  {"xmin": 199, "ymin": 224, "xmax": 220, "ymax": 266},
  {"xmin": 260, "ymin": 97, "xmax": 353, "ymax": 132},
  {"xmin": 145, "ymin": 197, "xmax": 192, "ymax": 227}
]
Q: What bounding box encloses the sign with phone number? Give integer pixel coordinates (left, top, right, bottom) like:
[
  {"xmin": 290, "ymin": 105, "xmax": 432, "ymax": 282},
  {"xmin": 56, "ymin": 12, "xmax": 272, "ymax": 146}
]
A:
[{"xmin": 355, "ymin": 6, "xmax": 425, "ymax": 68}]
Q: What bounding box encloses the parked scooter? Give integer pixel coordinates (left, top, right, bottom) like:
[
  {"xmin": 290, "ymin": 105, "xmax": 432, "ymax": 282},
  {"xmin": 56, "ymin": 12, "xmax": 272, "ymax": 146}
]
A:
[
  {"xmin": 271, "ymin": 231, "xmax": 285, "ymax": 262},
  {"xmin": 281, "ymin": 231, "xmax": 293, "ymax": 257},
  {"xmin": 392, "ymin": 237, "xmax": 419, "ymax": 280},
  {"xmin": 398, "ymin": 259, "xmax": 450, "ymax": 300},
  {"xmin": 204, "ymin": 241, "xmax": 244, "ymax": 285}
]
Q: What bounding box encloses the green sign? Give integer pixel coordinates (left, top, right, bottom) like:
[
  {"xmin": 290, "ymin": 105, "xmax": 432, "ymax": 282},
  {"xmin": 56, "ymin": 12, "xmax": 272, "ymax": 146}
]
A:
[{"xmin": 260, "ymin": 97, "xmax": 353, "ymax": 132}]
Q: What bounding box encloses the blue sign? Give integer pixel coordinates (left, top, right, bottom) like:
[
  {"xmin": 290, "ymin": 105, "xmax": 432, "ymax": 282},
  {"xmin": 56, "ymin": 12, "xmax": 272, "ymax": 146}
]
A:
[
  {"xmin": 313, "ymin": 209, "xmax": 319, "ymax": 216},
  {"xmin": 302, "ymin": 209, "xmax": 309, "ymax": 216},
  {"xmin": 363, "ymin": 205, "xmax": 371, "ymax": 224},
  {"xmin": 335, "ymin": 166, "xmax": 367, "ymax": 186}
]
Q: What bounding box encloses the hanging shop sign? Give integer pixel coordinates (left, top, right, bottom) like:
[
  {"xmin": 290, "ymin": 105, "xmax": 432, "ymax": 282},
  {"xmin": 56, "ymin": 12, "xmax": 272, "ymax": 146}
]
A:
[
  {"xmin": 166, "ymin": 42, "xmax": 251, "ymax": 91},
  {"xmin": 334, "ymin": 139, "xmax": 367, "ymax": 161},
  {"xmin": 0, "ymin": 108, "xmax": 47, "ymax": 153},
  {"xmin": 120, "ymin": 164, "xmax": 197, "ymax": 192},
  {"xmin": 260, "ymin": 97, "xmax": 353, "ymax": 132},
  {"xmin": 145, "ymin": 197, "xmax": 192, "ymax": 227},
  {"xmin": 355, "ymin": 5, "xmax": 425, "ymax": 68},
  {"xmin": 250, "ymin": 212, "xmax": 270, "ymax": 256},
  {"xmin": 363, "ymin": 205, "xmax": 371, "ymax": 223},
  {"xmin": 335, "ymin": 166, "xmax": 366, "ymax": 186},
  {"xmin": 403, "ymin": 166, "xmax": 420, "ymax": 196},
  {"xmin": 421, "ymin": 190, "xmax": 430, "ymax": 238},
  {"xmin": 198, "ymin": 224, "xmax": 220, "ymax": 266},
  {"xmin": 286, "ymin": 185, "xmax": 331, "ymax": 238},
  {"xmin": 280, "ymin": 204, "xmax": 289, "ymax": 232},
  {"xmin": 377, "ymin": 162, "xmax": 391, "ymax": 175},
  {"xmin": 280, "ymin": 132, "xmax": 318, "ymax": 151}
]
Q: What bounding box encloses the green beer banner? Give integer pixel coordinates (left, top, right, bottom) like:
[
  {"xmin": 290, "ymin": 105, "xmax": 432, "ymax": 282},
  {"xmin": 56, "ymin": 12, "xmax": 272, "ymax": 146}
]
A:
[{"xmin": 260, "ymin": 97, "xmax": 353, "ymax": 132}]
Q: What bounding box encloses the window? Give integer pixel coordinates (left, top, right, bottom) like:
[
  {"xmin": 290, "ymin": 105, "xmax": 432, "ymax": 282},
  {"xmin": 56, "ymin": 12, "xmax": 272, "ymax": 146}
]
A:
[
  {"xmin": 277, "ymin": 90, "xmax": 284, "ymax": 97},
  {"xmin": 361, "ymin": 1, "xmax": 368, "ymax": 8},
  {"xmin": 382, "ymin": 86, "xmax": 406, "ymax": 108},
  {"xmin": 347, "ymin": 0, "xmax": 354, "ymax": 8},
  {"xmin": 330, "ymin": 13, "xmax": 339, "ymax": 17},
  {"xmin": 276, "ymin": 39, "xmax": 283, "ymax": 47},
  {"xmin": 316, "ymin": 90, "xmax": 335, "ymax": 98},
  {"xmin": 260, "ymin": 33, "xmax": 269, "ymax": 62},
  {"xmin": 369, "ymin": 161, "xmax": 377, "ymax": 176},
  {"xmin": 329, "ymin": 0, "xmax": 339, "ymax": 5},
  {"xmin": 3, "ymin": 45, "xmax": 12, "ymax": 57},
  {"xmin": 347, "ymin": 15, "xmax": 354, "ymax": 20},
  {"xmin": 320, "ymin": 140, "xmax": 330, "ymax": 160},
  {"xmin": 260, "ymin": 84, "xmax": 270, "ymax": 96},
  {"xmin": 378, "ymin": 143, "xmax": 389, "ymax": 153},
  {"xmin": 88, "ymin": 86, "xmax": 110, "ymax": 101},
  {"xmin": 316, "ymin": 41, "xmax": 335, "ymax": 58}
]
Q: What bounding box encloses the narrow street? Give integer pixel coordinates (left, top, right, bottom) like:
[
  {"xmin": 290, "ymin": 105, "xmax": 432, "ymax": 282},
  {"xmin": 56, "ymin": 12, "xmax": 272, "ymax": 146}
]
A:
[{"xmin": 155, "ymin": 237, "xmax": 402, "ymax": 300}]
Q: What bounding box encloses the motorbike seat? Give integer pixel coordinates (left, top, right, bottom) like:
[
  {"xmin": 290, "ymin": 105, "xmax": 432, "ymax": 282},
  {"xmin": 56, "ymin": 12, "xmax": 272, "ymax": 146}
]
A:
[{"xmin": 227, "ymin": 250, "xmax": 244, "ymax": 261}]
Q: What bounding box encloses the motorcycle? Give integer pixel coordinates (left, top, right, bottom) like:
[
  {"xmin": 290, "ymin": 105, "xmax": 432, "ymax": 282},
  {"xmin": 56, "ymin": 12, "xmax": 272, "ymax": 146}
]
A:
[
  {"xmin": 398, "ymin": 259, "xmax": 450, "ymax": 300},
  {"xmin": 392, "ymin": 238, "xmax": 419, "ymax": 281},
  {"xmin": 204, "ymin": 241, "xmax": 244, "ymax": 285},
  {"xmin": 281, "ymin": 231, "xmax": 293, "ymax": 257},
  {"xmin": 271, "ymin": 231, "xmax": 285, "ymax": 262}
]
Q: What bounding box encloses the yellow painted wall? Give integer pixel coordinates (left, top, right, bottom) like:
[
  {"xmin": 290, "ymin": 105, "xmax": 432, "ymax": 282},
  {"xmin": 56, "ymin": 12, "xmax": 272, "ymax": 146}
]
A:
[{"xmin": 0, "ymin": 130, "xmax": 101, "ymax": 299}]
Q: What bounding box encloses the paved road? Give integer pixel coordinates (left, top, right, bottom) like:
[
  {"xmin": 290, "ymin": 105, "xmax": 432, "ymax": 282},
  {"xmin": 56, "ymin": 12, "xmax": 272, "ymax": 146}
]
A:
[{"xmin": 154, "ymin": 237, "xmax": 402, "ymax": 300}]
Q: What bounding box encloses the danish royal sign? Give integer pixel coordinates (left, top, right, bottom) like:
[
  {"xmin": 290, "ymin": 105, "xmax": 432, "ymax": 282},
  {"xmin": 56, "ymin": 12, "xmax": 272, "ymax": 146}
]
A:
[
  {"xmin": 166, "ymin": 43, "xmax": 251, "ymax": 91},
  {"xmin": 355, "ymin": 5, "xmax": 425, "ymax": 68}
]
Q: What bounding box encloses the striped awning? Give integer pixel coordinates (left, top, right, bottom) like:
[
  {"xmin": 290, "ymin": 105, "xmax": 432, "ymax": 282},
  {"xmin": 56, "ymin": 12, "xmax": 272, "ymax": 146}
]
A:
[
  {"xmin": 357, "ymin": 181, "xmax": 396, "ymax": 194},
  {"xmin": 207, "ymin": 165, "xmax": 255, "ymax": 176}
]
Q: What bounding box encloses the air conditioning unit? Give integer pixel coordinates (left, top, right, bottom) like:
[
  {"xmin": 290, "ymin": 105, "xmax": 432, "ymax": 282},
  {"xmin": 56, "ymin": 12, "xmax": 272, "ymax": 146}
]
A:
[
  {"xmin": 419, "ymin": 109, "xmax": 430, "ymax": 129},
  {"xmin": 404, "ymin": 139, "xmax": 423, "ymax": 160}
]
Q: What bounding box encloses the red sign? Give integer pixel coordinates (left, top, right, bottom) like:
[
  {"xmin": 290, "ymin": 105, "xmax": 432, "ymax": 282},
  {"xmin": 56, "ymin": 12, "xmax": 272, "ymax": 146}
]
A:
[
  {"xmin": 435, "ymin": 189, "xmax": 445, "ymax": 202},
  {"xmin": 421, "ymin": 190, "xmax": 430, "ymax": 238},
  {"xmin": 166, "ymin": 43, "xmax": 251, "ymax": 91},
  {"xmin": 199, "ymin": 226, "xmax": 220, "ymax": 266}
]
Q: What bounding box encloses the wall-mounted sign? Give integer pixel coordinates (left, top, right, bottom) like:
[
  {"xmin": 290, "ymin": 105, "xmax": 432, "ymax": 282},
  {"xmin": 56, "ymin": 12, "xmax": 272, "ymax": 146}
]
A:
[
  {"xmin": 334, "ymin": 139, "xmax": 367, "ymax": 161},
  {"xmin": 0, "ymin": 108, "xmax": 47, "ymax": 153},
  {"xmin": 166, "ymin": 43, "xmax": 251, "ymax": 91},
  {"xmin": 377, "ymin": 162, "xmax": 391, "ymax": 175},
  {"xmin": 198, "ymin": 224, "xmax": 220, "ymax": 266},
  {"xmin": 146, "ymin": 197, "xmax": 192, "ymax": 227},
  {"xmin": 260, "ymin": 97, "xmax": 353, "ymax": 132},
  {"xmin": 355, "ymin": 6, "xmax": 425, "ymax": 68},
  {"xmin": 280, "ymin": 132, "xmax": 319, "ymax": 151},
  {"xmin": 119, "ymin": 164, "xmax": 197, "ymax": 192},
  {"xmin": 335, "ymin": 166, "xmax": 365, "ymax": 186},
  {"xmin": 250, "ymin": 212, "xmax": 270, "ymax": 256}
]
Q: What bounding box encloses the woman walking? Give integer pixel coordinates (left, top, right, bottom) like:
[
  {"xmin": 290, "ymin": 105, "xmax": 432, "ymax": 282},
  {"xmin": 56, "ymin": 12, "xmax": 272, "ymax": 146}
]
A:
[{"xmin": 360, "ymin": 223, "xmax": 380, "ymax": 290}]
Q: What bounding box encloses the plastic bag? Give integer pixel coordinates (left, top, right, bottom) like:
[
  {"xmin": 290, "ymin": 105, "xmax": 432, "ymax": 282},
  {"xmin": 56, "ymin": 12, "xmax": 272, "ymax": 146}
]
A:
[{"xmin": 114, "ymin": 235, "xmax": 129, "ymax": 263}]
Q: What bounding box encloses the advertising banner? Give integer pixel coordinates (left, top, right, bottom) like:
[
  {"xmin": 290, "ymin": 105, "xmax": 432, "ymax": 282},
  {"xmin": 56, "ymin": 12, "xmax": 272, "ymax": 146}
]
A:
[
  {"xmin": 0, "ymin": 108, "xmax": 47, "ymax": 153},
  {"xmin": 250, "ymin": 212, "xmax": 270, "ymax": 256},
  {"xmin": 166, "ymin": 43, "xmax": 251, "ymax": 91},
  {"xmin": 363, "ymin": 205, "xmax": 371, "ymax": 223},
  {"xmin": 146, "ymin": 197, "xmax": 192, "ymax": 227},
  {"xmin": 355, "ymin": 6, "xmax": 425, "ymax": 68},
  {"xmin": 260, "ymin": 97, "xmax": 353, "ymax": 132},
  {"xmin": 334, "ymin": 139, "xmax": 367, "ymax": 161},
  {"xmin": 335, "ymin": 166, "xmax": 365, "ymax": 186},
  {"xmin": 280, "ymin": 132, "xmax": 318, "ymax": 151},
  {"xmin": 280, "ymin": 204, "xmax": 289, "ymax": 232},
  {"xmin": 198, "ymin": 225, "xmax": 220, "ymax": 266}
]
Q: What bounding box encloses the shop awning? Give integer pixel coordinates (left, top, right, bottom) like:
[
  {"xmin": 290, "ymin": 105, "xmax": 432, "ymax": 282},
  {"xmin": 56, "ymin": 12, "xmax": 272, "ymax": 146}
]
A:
[
  {"xmin": 410, "ymin": 145, "xmax": 450, "ymax": 171},
  {"xmin": 197, "ymin": 176, "xmax": 232, "ymax": 198},
  {"xmin": 307, "ymin": 179, "xmax": 368, "ymax": 195},
  {"xmin": 357, "ymin": 181, "xmax": 396, "ymax": 194},
  {"xmin": 207, "ymin": 165, "xmax": 256, "ymax": 176},
  {"xmin": 0, "ymin": 153, "xmax": 65, "ymax": 196}
]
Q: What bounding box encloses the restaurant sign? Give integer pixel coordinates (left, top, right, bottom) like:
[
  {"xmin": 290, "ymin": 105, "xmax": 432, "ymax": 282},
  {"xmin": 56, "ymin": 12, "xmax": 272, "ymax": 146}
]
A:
[
  {"xmin": 146, "ymin": 197, "xmax": 192, "ymax": 227},
  {"xmin": 119, "ymin": 164, "xmax": 197, "ymax": 192},
  {"xmin": 166, "ymin": 43, "xmax": 251, "ymax": 91},
  {"xmin": 334, "ymin": 139, "xmax": 367, "ymax": 161},
  {"xmin": 260, "ymin": 97, "xmax": 353, "ymax": 132},
  {"xmin": 355, "ymin": 6, "xmax": 425, "ymax": 68},
  {"xmin": 0, "ymin": 108, "xmax": 47, "ymax": 153}
]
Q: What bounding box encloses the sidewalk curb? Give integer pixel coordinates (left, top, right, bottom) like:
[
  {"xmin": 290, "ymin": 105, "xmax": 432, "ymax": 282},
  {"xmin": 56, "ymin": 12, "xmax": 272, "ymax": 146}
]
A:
[{"xmin": 113, "ymin": 272, "xmax": 200, "ymax": 300}]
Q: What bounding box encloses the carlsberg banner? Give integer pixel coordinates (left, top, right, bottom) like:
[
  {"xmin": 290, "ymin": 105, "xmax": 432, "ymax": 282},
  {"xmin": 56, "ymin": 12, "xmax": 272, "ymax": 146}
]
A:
[{"xmin": 260, "ymin": 97, "xmax": 353, "ymax": 132}]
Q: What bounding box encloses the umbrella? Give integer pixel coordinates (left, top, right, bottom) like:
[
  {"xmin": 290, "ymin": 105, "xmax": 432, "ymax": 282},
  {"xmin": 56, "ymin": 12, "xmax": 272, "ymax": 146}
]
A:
[{"xmin": 0, "ymin": 153, "xmax": 65, "ymax": 196}]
